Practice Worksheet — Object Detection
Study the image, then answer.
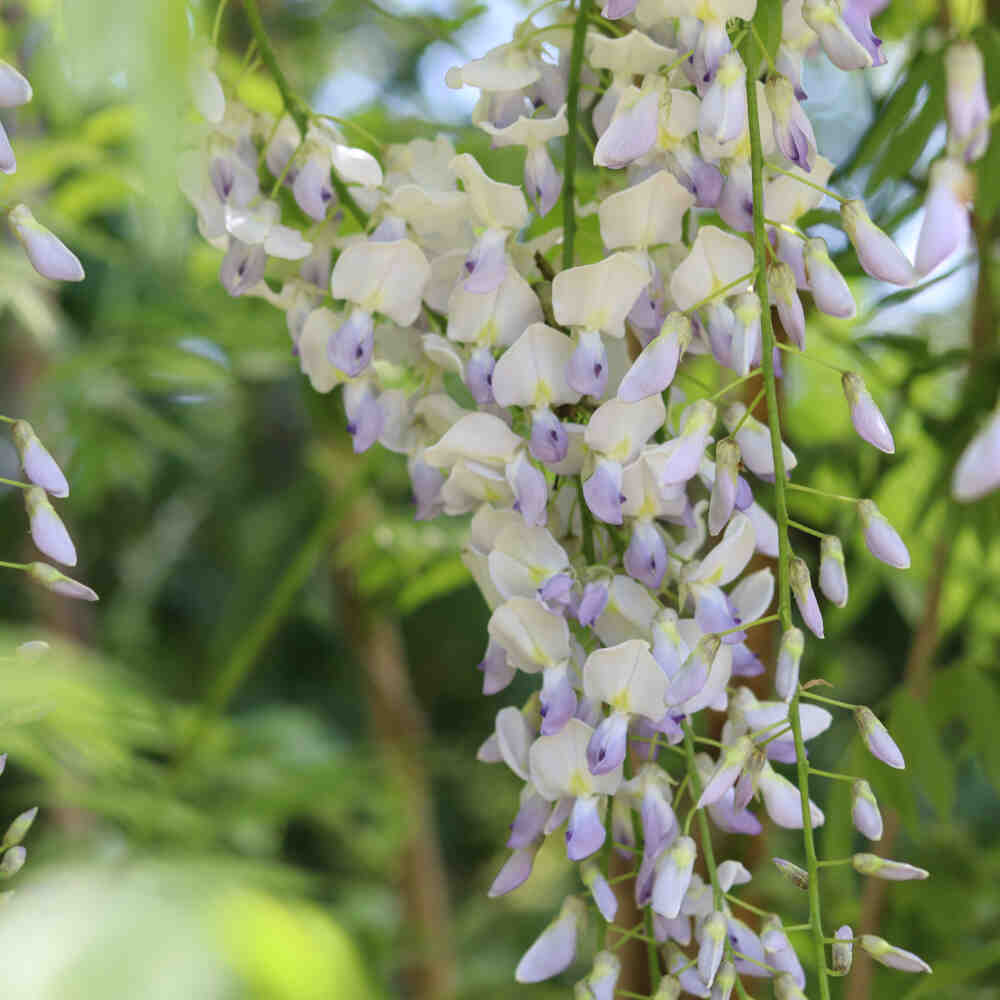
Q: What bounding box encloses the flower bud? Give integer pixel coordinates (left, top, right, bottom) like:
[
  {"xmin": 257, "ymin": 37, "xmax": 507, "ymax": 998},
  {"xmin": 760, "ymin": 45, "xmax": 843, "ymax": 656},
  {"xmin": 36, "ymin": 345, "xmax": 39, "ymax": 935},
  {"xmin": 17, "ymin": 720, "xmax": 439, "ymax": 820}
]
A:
[
  {"xmin": 25, "ymin": 562, "xmax": 99, "ymax": 602},
  {"xmin": 489, "ymin": 847, "xmax": 536, "ymax": 897},
  {"xmin": 856, "ymin": 498, "xmax": 910, "ymax": 569},
  {"xmin": 710, "ymin": 960, "xmax": 735, "ymax": 1000},
  {"xmin": 653, "ymin": 975, "xmax": 682, "ymax": 1000},
  {"xmin": 766, "ymin": 75, "xmax": 816, "ymax": 171},
  {"xmin": 841, "ymin": 200, "xmax": 914, "ymax": 286},
  {"xmin": 1, "ymin": 807, "xmax": 37, "ymax": 850},
  {"xmin": 803, "ymin": 0, "xmax": 881, "ymax": 71},
  {"xmin": 583, "ymin": 457, "xmax": 625, "ymax": 525},
  {"xmin": 946, "ymin": 41, "xmax": 989, "ymax": 163},
  {"xmin": 8, "ymin": 204, "xmax": 85, "ymax": 282},
  {"xmin": 525, "ymin": 144, "xmax": 561, "ymax": 217},
  {"xmin": 698, "ymin": 736, "xmax": 754, "ymax": 808},
  {"xmin": 12, "ymin": 420, "xmax": 69, "ymax": 497},
  {"xmin": 952, "ymin": 407, "xmax": 1000, "ymax": 502},
  {"xmin": 854, "ymin": 706, "xmax": 905, "ymax": 769},
  {"xmin": 515, "ymin": 896, "xmax": 586, "ymax": 982},
  {"xmin": 774, "ymin": 972, "xmax": 808, "ymax": 999},
  {"xmin": 790, "ymin": 557, "xmax": 824, "ymax": 638},
  {"xmin": 0, "ymin": 121, "xmax": 15, "ymax": 175},
  {"xmin": 772, "ymin": 857, "xmax": 809, "ymax": 890},
  {"xmin": 220, "ymin": 240, "xmax": 266, "ymax": 297},
  {"xmin": 852, "ymin": 853, "xmax": 929, "ymax": 881},
  {"xmin": 617, "ymin": 313, "xmax": 690, "ymax": 403},
  {"xmin": 842, "ymin": 372, "xmax": 894, "ymax": 454},
  {"xmin": 859, "ymin": 934, "xmax": 931, "ymax": 973},
  {"xmin": 709, "ymin": 438, "xmax": 740, "ymax": 536},
  {"xmin": 0, "ymin": 60, "xmax": 32, "ymax": 107},
  {"xmin": 698, "ymin": 911, "xmax": 727, "ymax": 988},
  {"xmin": 770, "ymin": 260, "xmax": 806, "ymax": 349},
  {"xmin": 582, "ymin": 863, "xmax": 618, "ymax": 923},
  {"xmin": 699, "ymin": 52, "xmax": 748, "ymax": 144},
  {"xmin": 24, "ymin": 486, "xmax": 77, "ymax": 567},
  {"xmin": 819, "ymin": 534, "xmax": 848, "ymax": 608},
  {"xmin": 0, "ymin": 845, "xmax": 25, "ymax": 878},
  {"xmin": 732, "ymin": 747, "xmax": 766, "ymax": 808},
  {"xmin": 651, "ymin": 835, "xmax": 696, "ymax": 919},
  {"xmin": 851, "ymin": 779, "xmax": 883, "ymax": 840},
  {"xmin": 916, "ymin": 158, "xmax": 973, "ymax": 276},
  {"xmin": 568, "ymin": 329, "xmax": 609, "ymax": 398},
  {"xmin": 624, "ymin": 521, "xmax": 668, "ymax": 589},
  {"xmin": 804, "ymin": 237, "xmax": 856, "ymax": 319},
  {"xmin": 327, "ymin": 309, "xmax": 374, "ymax": 377},
  {"xmin": 581, "ymin": 950, "xmax": 620, "ymax": 1000},
  {"xmin": 832, "ymin": 925, "xmax": 854, "ymax": 974},
  {"xmin": 465, "ymin": 347, "xmax": 496, "ymax": 406},
  {"xmin": 775, "ymin": 627, "xmax": 804, "ymax": 702}
]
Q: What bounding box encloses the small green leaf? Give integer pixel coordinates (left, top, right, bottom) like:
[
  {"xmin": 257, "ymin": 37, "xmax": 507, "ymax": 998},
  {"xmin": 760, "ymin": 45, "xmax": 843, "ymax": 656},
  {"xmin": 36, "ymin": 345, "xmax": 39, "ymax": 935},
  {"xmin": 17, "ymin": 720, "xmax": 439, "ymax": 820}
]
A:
[{"xmin": 740, "ymin": 0, "xmax": 782, "ymax": 69}]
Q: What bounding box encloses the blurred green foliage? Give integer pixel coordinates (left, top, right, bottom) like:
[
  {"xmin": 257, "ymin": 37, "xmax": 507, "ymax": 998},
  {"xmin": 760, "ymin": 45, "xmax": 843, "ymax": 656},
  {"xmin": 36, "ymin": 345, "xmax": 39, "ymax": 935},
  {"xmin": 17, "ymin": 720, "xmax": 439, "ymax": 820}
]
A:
[{"xmin": 0, "ymin": 1, "xmax": 997, "ymax": 998}]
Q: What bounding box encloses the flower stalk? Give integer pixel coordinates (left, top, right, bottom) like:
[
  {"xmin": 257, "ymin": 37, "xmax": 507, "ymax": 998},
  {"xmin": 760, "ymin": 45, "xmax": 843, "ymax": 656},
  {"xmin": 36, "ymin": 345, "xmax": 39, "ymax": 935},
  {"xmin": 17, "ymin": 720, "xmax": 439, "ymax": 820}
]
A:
[{"xmin": 746, "ymin": 56, "xmax": 831, "ymax": 1000}]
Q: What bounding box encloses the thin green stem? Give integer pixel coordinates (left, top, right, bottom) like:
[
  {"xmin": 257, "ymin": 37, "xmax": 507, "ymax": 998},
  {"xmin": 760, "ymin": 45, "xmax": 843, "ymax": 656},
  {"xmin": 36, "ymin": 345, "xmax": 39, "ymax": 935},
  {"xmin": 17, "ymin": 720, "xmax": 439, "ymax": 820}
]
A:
[
  {"xmin": 729, "ymin": 388, "xmax": 766, "ymax": 435},
  {"xmin": 784, "ymin": 923, "xmax": 813, "ymax": 933},
  {"xmin": 0, "ymin": 414, "xmax": 15, "ymax": 424},
  {"xmin": 713, "ymin": 612, "xmax": 778, "ymax": 638},
  {"xmin": 683, "ymin": 270, "xmax": 756, "ymax": 315},
  {"xmin": 748, "ymin": 22, "xmax": 778, "ymax": 74},
  {"xmin": 746, "ymin": 61, "xmax": 831, "ymax": 1000},
  {"xmin": 775, "ymin": 340, "xmax": 847, "ymax": 375},
  {"xmin": 0, "ymin": 477, "xmax": 31, "ymax": 490},
  {"xmin": 800, "ymin": 690, "xmax": 856, "ymax": 710},
  {"xmin": 768, "ymin": 163, "xmax": 847, "ymax": 204},
  {"xmin": 244, "ymin": 0, "xmax": 368, "ymax": 229},
  {"xmin": 816, "ymin": 857, "xmax": 852, "ymax": 868},
  {"xmin": 311, "ymin": 112, "xmax": 384, "ymax": 150},
  {"xmin": 708, "ymin": 371, "xmax": 759, "ymax": 401},
  {"xmin": 757, "ymin": 725, "xmax": 792, "ymax": 748},
  {"xmin": 562, "ymin": 0, "xmax": 593, "ymax": 270},
  {"xmin": 575, "ymin": 476, "xmax": 596, "ymax": 563},
  {"xmin": 645, "ymin": 905, "xmax": 659, "ymax": 986},
  {"xmin": 809, "ymin": 767, "xmax": 857, "ymax": 783},
  {"xmin": 725, "ymin": 892, "xmax": 772, "ymax": 918},
  {"xmin": 0, "ymin": 560, "xmax": 28, "ymax": 571},
  {"xmin": 788, "ymin": 518, "xmax": 827, "ymax": 540},
  {"xmin": 662, "ymin": 48, "xmax": 695, "ymax": 78},
  {"xmin": 212, "ymin": 0, "xmax": 230, "ymax": 45},
  {"xmin": 786, "ymin": 482, "xmax": 858, "ymax": 504}
]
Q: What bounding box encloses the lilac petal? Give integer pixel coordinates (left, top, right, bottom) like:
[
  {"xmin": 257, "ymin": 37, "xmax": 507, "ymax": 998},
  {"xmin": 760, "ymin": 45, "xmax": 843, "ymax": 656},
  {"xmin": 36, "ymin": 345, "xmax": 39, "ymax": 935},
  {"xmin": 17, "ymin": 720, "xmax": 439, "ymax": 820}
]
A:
[
  {"xmin": 694, "ymin": 20, "xmax": 732, "ymax": 87},
  {"xmin": 292, "ymin": 154, "xmax": 335, "ymax": 221},
  {"xmin": 410, "ymin": 458, "xmax": 444, "ymax": 521},
  {"xmin": 540, "ymin": 664, "xmax": 578, "ymax": 735},
  {"xmin": 734, "ymin": 476, "xmax": 753, "ymax": 511},
  {"xmin": 774, "ymin": 627, "xmax": 804, "ymax": 702},
  {"xmin": 833, "ymin": 926, "xmax": 854, "ymax": 974},
  {"xmin": 641, "ymin": 784, "xmax": 677, "ymax": 854},
  {"xmin": 465, "ymin": 347, "xmax": 496, "ymax": 405},
  {"xmin": 669, "ymin": 639, "xmax": 716, "ymax": 705},
  {"xmin": 577, "ymin": 581, "xmax": 609, "ymax": 626},
  {"xmin": 728, "ymin": 917, "xmax": 768, "ymax": 978},
  {"xmin": 766, "ymin": 740, "xmax": 799, "ymax": 764},
  {"xmin": 859, "ymin": 935, "xmax": 931, "ymax": 974},
  {"xmin": 651, "ymin": 835, "xmax": 696, "ymax": 919},
  {"xmin": 594, "ymin": 92, "xmax": 658, "ymax": 169},
  {"xmin": 695, "ymin": 588, "xmax": 743, "ymax": 644},
  {"xmin": 566, "ymin": 795, "xmax": 606, "ymax": 861},
  {"xmin": 611, "ymin": 795, "xmax": 636, "ymax": 858},
  {"xmin": 539, "ymin": 573, "xmax": 573, "ymax": 611},
  {"xmin": 25, "ymin": 487, "xmax": 77, "ymax": 566},
  {"xmin": 842, "ymin": 200, "xmax": 914, "ymax": 286},
  {"xmin": 804, "ymin": 238, "xmax": 855, "ymax": 319},
  {"xmin": 587, "ymin": 711, "xmax": 630, "ymax": 775},
  {"xmin": 915, "ymin": 175, "xmax": 968, "ymax": 276},
  {"xmin": 855, "ymin": 706, "xmax": 905, "ymax": 769},
  {"xmin": 515, "ymin": 898, "xmax": 584, "ymax": 983},
  {"xmin": 699, "ymin": 53, "xmax": 747, "ymax": 144},
  {"xmin": 730, "ymin": 643, "xmax": 764, "ymax": 677},
  {"xmin": 508, "ymin": 453, "xmax": 549, "ymax": 527},
  {"xmin": 624, "ymin": 521, "xmax": 668, "ymax": 590},
  {"xmin": 344, "ymin": 385, "xmax": 383, "ymax": 454},
  {"xmin": 583, "ymin": 866, "xmax": 619, "ymax": 922},
  {"xmin": 568, "ymin": 329, "xmax": 609, "ymax": 398},
  {"xmin": 708, "ymin": 788, "xmax": 763, "ymax": 835},
  {"xmin": 327, "ymin": 309, "xmax": 374, "ymax": 377},
  {"xmin": 369, "ymin": 216, "xmax": 407, "ymax": 242},
  {"xmin": 530, "ymin": 407, "xmax": 569, "ymax": 465},
  {"xmin": 698, "ymin": 912, "xmax": 727, "ymax": 988},
  {"xmin": 0, "ymin": 120, "xmax": 15, "ymax": 174},
  {"xmin": 464, "ymin": 228, "xmax": 508, "ymax": 294},
  {"xmin": 717, "ymin": 164, "xmax": 754, "ymax": 234},
  {"xmin": 842, "ymin": 1, "xmax": 886, "ymax": 66},
  {"xmin": 762, "ymin": 919, "xmax": 806, "ymax": 987},
  {"xmin": 13, "ymin": 421, "xmax": 69, "ymax": 497},
  {"xmin": 0, "ymin": 61, "xmax": 32, "ymax": 107},
  {"xmin": 583, "ymin": 458, "xmax": 625, "ymax": 525},
  {"xmin": 525, "ymin": 144, "xmax": 562, "ymax": 217},
  {"xmin": 478, "ymin": 639, "xmax": 515, "ymax": 695},
  {"xmin": 489, "ymin": 847, "xmax": 536, "ymax": 896},
  {"xmin": 953, "ymin": 409, "xmax": 1000, "ymax": 501},
  {"xmin": 617, "ymin": 315, "xmax": 688, "ymax": 403},
  {"xmin": 857, "ymin": 499, "xmax": 910, "ymax": 569},
  {"xmin": 601, "ymin": 0, "xmax": 638, "ymax": 17},
  {"xmin": 508, "ymin": 791, "xmax": 550, "ymax": 848},
  {"xmin": 220, "ymin": 240, "xmax": 267, "ymax": 297},
  {"xmin": 819, "ymin": 534, "xmax": 849, "ymax": 607}
]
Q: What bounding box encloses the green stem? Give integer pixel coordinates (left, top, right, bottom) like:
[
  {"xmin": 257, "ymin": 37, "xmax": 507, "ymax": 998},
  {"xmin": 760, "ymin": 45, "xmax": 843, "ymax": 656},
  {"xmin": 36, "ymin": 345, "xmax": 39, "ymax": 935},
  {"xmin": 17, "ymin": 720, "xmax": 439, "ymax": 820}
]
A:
[
  {"xmin": 684, "ymin": 270, "xmax": 756, "ymax": 315},
  {"xmin": 0, "ymin": 415, "xmax": 15, "ymax": 424},
  {"xmin": 575, "ymin": 476, "xmax": 596, "ymax": 563},
  {"xmin": 562, "ymin": 0, "xmax": 593, "ymax": 270},
  {"xmin": 788, "ymin": 518, "xmax": 827, "ymax": 540},
  {"xmin": 800, "ymin": 690, "xmax": 856, "ymax": 710},
  {"xmin": 775, "ymin": 341, "xmax": 847, "ymax": 375},
  {"xmin": 0, "ymin": 560, "xmax": 28, "ymax": 571},
  {"xmin": 786, "ymin": 482, "xmax": 858, "ymax": 504},
  {"xmin": 809, "ymin": 767, "xmax": 856, "ymax": 783},
  {"xmin": 0, "ymin": 477, "xmax": 31, "ymax": 490},
  {"xmin": 746, "ymin": 62, "xmax": 831, "ymax": 1000},
  {"xmin": 244, "ymin": 0, "xmax": 369, "ymax": 229}
]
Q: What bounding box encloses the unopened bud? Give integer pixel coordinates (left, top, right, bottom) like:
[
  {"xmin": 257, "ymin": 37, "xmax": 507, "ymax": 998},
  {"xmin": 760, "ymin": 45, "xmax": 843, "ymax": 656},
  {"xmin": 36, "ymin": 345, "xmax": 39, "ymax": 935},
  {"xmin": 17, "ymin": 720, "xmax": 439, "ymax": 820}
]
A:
[
  {"xmin": 851, "ymin": 779, "xmax": 883, "ymax": 840},
  {"xmin": 772, "ymin": 857, "xmax": 809, "ymax": 890},
  {"xmin": 804, "ymin": 237, "xmax": 856, "ymax": 319},
  {"xmin": 12, "ymin": 421, "xmax": 70, "ymax": 498},
  {"xmin": 775, "ymin": 627, "xmax": 804, "ymax": 702},
  {"xmin": 653, "ymin": 975, "xmax": 682, "ymax": 1000},
  {"xmin": 710, "ymin": 960, "xmax": 736, "ymax": 1000},
  {"xmin": 24, "ymin": 487, "xmax": 77, "ymax": 567},
  {"xmin": 852, "ymin": 853, "xmax": 929, "ymax": 881},
  {"xmin": 819, "ymin": 534, "xmax": 848, "ymax": 607},
  {"xmin": 842, "ymin": 372, "xmax": 894, "ymax": 454},
  {"xmin": 25, "ymin": 562, "xmax": 99, "ymax": 602},
  {"xmin": 790, "ymin": 557, "xmax": 824, "ymax": 638},
  {"xmin": 774, "ymin": 971, "xmax": 808, "ymax": 999},
  {"xmin": 832, "ymin": 925, "xmax": 854, "ymax": 973},
  {"xmin": 8, "ymin": 205, "xmax": 84, "ymax": 282},
  {"xmin": 0, "ymin": 846, "xmax": 25, "ymax": 878},
  {"xmin": 857, "ymin": 499, "xmax": 910, "ymax": 569},
  {"xmin": 859, "ymin": 934, "xmax": 932, "ymax": 974},
  {"xmin": 841, "ymin": 199, "xmax": 914, "ymax": 286},
  {"xmin": 1, "ymin": 807, "xmax": 37, "ymax": 850},
  {"xmin": 854, "ymin": 706, "xmax": 904, "ymax": 769}
]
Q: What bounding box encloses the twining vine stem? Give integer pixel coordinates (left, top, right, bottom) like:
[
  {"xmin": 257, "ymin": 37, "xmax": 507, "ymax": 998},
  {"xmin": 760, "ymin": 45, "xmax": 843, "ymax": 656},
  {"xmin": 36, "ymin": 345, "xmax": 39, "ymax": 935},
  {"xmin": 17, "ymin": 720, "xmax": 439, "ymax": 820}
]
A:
[
  {"xmin": 561, "ymin": 0, "xmax": 593, "ymax": 270},
  {"xmin": 746, "ymin": 47, "xmax": 831, "ymax": 1000},
  {"xmin": 243, "ymin": 0, "xmax": 370, "ymax": 229}
]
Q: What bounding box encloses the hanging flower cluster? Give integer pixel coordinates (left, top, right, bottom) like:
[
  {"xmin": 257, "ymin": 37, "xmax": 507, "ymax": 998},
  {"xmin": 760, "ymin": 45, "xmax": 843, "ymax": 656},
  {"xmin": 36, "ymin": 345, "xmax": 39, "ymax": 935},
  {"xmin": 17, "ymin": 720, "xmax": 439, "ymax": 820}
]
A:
[
  {"xmin": 179, "ymin": 0, "xmax": 958, "ymax": 993},
  {"xmin": 0, "ymin": 59, "xmax": 96, "ymax": 603}
]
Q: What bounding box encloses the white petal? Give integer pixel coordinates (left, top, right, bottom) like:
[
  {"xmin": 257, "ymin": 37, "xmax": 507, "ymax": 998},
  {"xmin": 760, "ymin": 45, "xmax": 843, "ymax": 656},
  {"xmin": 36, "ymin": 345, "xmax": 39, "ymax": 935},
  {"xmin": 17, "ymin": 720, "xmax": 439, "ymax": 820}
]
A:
[
  {"xmin": 553, "ymin": 251, "xmax": 651, "ymax": 336},
  {"xmin": 492, "ymin": 323, "xmax": 581, "ymax": 408}
]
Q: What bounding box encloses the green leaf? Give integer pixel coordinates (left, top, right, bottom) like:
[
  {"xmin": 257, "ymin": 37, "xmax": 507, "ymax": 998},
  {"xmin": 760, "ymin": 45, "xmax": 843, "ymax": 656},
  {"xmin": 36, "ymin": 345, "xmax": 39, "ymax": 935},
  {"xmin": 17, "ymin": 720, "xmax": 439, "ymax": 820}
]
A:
[
  {"xmin": 900, "ymin": 938, "xmax": 1000, "ymax": 999},
  {"xmin": 938, "ymin": 665, "xmax": 1000, "ymax": 788},
  {"xmin": 740, "ymin": 0, "xmax": 782, "ymax": 69},
  {"xmin": 397, "ymin": 556, "xmax": 471, "ymax": 615},
  {"xmin": 973, "ymin": 25, "xmax": 1000, "ymax": 219},
  {"xmin": 889, "ymin": 690, "xmax": 955, "ymax": 822}
]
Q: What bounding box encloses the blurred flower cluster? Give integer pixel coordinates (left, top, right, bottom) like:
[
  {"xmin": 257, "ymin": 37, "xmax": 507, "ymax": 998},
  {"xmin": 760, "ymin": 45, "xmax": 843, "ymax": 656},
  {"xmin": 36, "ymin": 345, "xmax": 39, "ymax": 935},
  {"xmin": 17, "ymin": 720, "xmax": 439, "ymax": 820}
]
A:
[{"xmin": 175, "ymin": 0, "xmax": 997, "ymax": 994}]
